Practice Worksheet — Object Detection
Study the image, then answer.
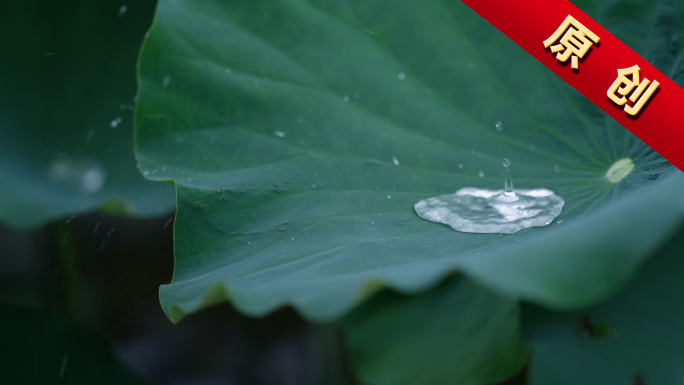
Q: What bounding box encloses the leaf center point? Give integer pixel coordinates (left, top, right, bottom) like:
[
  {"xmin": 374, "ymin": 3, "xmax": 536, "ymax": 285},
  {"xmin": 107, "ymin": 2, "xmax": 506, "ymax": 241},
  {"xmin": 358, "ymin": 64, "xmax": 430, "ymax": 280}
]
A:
[{"xmin": 606, "ymin": 158, "xmax": 634, "ymax": 183}]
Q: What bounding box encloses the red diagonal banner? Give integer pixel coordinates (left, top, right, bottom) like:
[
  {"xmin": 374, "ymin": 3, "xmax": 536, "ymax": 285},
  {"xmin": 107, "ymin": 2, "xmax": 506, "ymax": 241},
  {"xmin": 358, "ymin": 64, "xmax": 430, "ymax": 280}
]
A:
[{"xmin": 461, "ymin": 0, "xmax": 684, "ymax": 172}]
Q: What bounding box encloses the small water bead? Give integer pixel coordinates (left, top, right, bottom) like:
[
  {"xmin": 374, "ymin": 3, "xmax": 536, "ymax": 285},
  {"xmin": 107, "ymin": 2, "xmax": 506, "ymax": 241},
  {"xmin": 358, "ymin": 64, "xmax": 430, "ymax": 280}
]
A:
[
  {"xmin": 414, "ymin": 158, "xmax": 564, "ymax": 234},
  {"xmin": 495, "ymin": 121, "xmax": 503, "ymax": 132}
]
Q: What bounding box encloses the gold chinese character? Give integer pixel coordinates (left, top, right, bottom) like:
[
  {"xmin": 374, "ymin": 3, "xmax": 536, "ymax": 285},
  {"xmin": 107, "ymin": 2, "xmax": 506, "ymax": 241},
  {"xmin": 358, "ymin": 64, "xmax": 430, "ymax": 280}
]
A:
[
  {"xmin": 543, "ymin": 15, "xmax": 600, "ymax": 69},
  {"xmin": 607, "ymin": 65, "xmax": 659, "ymax": 115}
]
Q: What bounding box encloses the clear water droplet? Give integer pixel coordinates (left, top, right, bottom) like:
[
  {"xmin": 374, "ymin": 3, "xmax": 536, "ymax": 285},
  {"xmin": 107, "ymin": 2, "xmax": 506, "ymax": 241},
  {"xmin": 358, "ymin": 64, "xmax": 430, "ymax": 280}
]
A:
[
  {"xmin": 398, "ymin": 72, "xmax": 406, "ymax": 81},
  {"xmin": 343, "ymin": 95, "xmax": 350, "ymax": 102},
  {"xmin": 458, "ymin": 164, "xmax": 464, "ymax": 169},
  {"xmin": 387, "ymin": 195, "xmax": 392, "ymax": 199},
  {"xmin": 495, "ymin": 121, "xmax": 503, "ymax": 132},
  {"xmin": 118, "ymin": 4, "xmax": 127, "ymax": 17},
  {"xmin": 392, "ymin": 156, "xmax": 399, "ymax": 166},
  {"xmin": 414, "ymin": 160, "xmax": 564, "ymax": 234},
  {"xmin": 274, "ymin": 131, "xmax": 285, "ymax": 137},
  {"xmin": 478, "ymin": 170, "xmax": 484, "ymax": 177},
  {"xmin": 467, "ymin": 62, "xmax": 475, "ymax": 69},
  {"xmin": 224, "ymin": 68, "xmax": 231, "ymax": 74}
]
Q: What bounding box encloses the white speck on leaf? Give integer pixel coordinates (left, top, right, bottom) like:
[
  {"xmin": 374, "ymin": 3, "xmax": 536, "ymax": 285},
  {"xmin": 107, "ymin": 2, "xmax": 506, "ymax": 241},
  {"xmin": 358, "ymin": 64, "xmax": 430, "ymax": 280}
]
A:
[{"xmin": 110, "ymin": 117, "xmax": 122, "ymax": 129}]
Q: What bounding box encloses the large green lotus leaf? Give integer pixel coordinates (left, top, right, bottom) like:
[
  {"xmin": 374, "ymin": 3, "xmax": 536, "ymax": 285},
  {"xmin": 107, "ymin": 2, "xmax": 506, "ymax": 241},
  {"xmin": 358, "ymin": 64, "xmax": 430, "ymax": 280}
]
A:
[
  {"xmin": 0, "ymin": 0, "xmax": 175, "ymax": 229},
  {"xmin": 0, "ymin": 305, "xmax": 147, "ymax": 384},
  {"xmin": 135, "ymin": 0, "xmax": 682, "ymax": 322},
  {"xmin": 523, "ymin": 223, "xmax": 684, "ymax": 385},
  {"xmin": 341, "ymin": 277, "xmax": 528, "ymax": 385}
]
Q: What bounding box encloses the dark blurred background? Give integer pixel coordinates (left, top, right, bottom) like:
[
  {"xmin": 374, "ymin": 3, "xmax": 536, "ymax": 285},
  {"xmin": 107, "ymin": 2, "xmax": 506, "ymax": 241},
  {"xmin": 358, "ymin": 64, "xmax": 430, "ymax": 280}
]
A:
[{"xmin": 1, "ymin": 213, "xmax": 357, "ymax": 384}]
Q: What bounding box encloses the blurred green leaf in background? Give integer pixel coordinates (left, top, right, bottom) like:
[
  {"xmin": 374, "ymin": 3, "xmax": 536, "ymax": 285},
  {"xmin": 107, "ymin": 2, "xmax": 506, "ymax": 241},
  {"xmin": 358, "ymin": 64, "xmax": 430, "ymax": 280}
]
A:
[{"xmin": 0, "ymin": 0, "xmax": 175, "ymax": 229}]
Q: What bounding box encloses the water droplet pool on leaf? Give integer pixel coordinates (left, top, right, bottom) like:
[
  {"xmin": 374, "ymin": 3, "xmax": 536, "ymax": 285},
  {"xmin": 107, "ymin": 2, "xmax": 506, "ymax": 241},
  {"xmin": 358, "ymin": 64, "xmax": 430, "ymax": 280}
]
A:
[{"xmin": 415, "ymin": 159, "xmax": 564, "ymax": 234}]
